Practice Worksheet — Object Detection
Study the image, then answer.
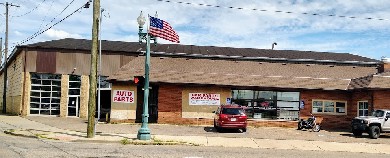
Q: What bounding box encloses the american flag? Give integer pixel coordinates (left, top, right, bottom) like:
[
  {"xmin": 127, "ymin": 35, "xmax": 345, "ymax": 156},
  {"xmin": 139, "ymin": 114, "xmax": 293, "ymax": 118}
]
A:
[{"xmin": 149, "ymin": 16, "xmax": 180, "ymax": 43}]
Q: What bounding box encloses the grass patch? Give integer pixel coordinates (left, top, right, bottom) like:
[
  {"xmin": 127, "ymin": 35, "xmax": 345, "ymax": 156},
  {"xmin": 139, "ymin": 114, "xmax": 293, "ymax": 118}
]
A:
[
  {"xmin": 119, "ymin": 137, "xmax": 197, "ymax": 146},
  {"xmin": 34, "ymin": 133, "xmax": 59, "ymax": 140},
  {"xmin": 120, "ymin": 138, "xmax": 131, "ymax": 145}
]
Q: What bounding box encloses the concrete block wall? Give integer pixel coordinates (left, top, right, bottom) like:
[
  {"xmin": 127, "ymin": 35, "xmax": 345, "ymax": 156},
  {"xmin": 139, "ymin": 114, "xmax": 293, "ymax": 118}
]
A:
[
  {"xmin": 60, "ymin": 75, "xmax": 69, "ymax": 117},
  {"xmin": 21, "ymin": 72, "xmax": 31, "ymax": 116},
  {"xmin": 79, "ymin": 75, "xmax": 89, "ymax": 118}
]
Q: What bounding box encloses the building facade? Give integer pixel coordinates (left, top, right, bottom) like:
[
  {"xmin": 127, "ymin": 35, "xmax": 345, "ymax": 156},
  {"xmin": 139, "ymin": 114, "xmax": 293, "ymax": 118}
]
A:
[{"xmin": 1, "ymin": 38, "xmax": 389, "ymax": 129}]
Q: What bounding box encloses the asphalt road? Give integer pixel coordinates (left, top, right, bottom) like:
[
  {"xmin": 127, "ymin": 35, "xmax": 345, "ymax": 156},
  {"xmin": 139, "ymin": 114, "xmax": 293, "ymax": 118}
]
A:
[{"xmin": 1, "ymin": 132, "xmax": 390, "ymax": 158}]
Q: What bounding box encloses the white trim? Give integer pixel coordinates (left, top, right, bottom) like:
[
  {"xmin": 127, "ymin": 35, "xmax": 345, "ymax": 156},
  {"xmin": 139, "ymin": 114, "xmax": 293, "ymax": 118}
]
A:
[{"xmin": 357, "ymin": 100, "xmax": 369, "ymax": 117}]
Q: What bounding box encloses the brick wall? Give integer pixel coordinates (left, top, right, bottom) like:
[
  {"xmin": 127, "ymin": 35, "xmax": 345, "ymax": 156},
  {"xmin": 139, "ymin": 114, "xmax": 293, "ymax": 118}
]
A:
[
  {"xmin": 351, "ymin": 91, "xmax": 372, "ymax": 116},
  {"xmin": 300, "ymin": 90, "xmax": 353, "ymax": 130},
  {"xmin": 373, "ymin": 90, "xmax": 390, "ymax": 109}
]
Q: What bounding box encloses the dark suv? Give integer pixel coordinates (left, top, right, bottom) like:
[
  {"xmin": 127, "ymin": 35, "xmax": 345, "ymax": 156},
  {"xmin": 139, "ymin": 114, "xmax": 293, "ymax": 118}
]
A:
[{"xmin": 213, "ymin": 105, "xmax": 248, "ymax": 132}]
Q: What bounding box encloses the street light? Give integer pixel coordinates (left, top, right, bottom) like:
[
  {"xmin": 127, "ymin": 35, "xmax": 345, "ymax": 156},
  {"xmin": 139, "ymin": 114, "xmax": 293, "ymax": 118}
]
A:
[{"xmin": 136, "ymin": 11, "xmax": 156, "ymax": 140}]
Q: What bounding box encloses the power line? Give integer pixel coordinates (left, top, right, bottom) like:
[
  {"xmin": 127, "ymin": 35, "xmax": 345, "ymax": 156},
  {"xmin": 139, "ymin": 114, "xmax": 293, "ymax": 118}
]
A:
[
  {"xmin": 156, "ymin": 0, "xmax": 389, "ymax": 21},
  {"xmin": 12, "ymin": 1, "xmax": 90, "ymax": 47},
  {"xmin": 33, "ymin": 0, "xmax": 76, "ymax": 40},
  {"xmin": 36, "ymin": 0, "xmax": 55, "ymax": 32},
  {"xmin": 11, "ymin": 0, "xmax": 47, "ymax": 18}
]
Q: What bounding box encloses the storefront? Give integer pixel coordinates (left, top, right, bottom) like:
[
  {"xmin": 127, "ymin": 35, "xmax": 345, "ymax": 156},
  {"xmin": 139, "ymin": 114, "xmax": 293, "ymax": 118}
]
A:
[{"xmin": 1, "ymin": 38, "xmax": 389, "ymax": 129}]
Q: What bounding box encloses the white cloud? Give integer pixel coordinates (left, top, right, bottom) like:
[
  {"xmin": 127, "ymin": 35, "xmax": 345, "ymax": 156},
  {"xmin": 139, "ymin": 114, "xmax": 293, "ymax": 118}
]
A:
[
  {"xmin": 1, "ymin": 0, "xmax": 390, "ymax": 60},
  {"xmin": 44, "ymin": 29, "xmax": 83, "ymax": 39}
]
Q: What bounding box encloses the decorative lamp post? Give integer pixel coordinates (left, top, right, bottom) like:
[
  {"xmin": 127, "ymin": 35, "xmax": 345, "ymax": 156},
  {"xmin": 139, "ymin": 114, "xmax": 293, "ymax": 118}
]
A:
[{"xmin": 136, "ymin": 11, "xmax": 156, "ymax": 140}]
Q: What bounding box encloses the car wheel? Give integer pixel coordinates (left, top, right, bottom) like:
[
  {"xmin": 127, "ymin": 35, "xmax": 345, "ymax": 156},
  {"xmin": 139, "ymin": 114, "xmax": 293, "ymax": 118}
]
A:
[
  {"xmin": 352, "ymin": 130, "xmax": 363, "ymax": 137},
  {"xmin": 368, "ymin": 126, "xmax": 380, "ymax": 139},
  {"xmin": 243, "ymin": 128, "xmax": 247, "ymax": 132}
]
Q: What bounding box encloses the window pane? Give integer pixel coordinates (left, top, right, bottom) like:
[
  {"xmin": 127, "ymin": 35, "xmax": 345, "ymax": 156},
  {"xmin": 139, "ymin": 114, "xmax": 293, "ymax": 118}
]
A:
[
  {"xmin": 313, "ymin": 107, "xmax": 323, "ymax": 113},
  {"xmin": 232, "ymin": 90, "xmax": 253, "ymax": 99},
  {"xmin": 51, "ymin": 104, "xmax": 60, "ymax": 109},
  {"xmin": 324, "ymin": 101, "xmax": 334, "ymax": 108},
  {"xmin": 51, "ymin": 110, "xmax": 60, "ymax": 115},
  {"xmin": 52, "ymin": 92, "xmax": 60, "ymax": 97},
  {"xmin": 69, "ymin": 81, "xmax": 80, "ymax": 88},
  {"xmin": 255, "ymin": 91, "xmax": 276, "ymax": 100},
  {"xmin": 41, "ymin": 86, "xmax": 51, "ymax": 91},
  {"xmin": 31, "ymin": 79, "xmax": 40, "ymax": 84},
  {"xmin": 69, "ymin": 89, "xmax": 80, "ymax": 95},
  {"xmin": 41, "ymin": 92, "xmax": 50, "ymax": 97},
  {"xmin": 98, "ymin": 77, "xmax": 110, "ymax": 88},
  {"xmin": 277, "ymin": 92, "xmax": 299, "ymax": 101},
  {"xmin": 324, "ymin": 108, "xmax": 334, "ymax": 112},
  {"xmin": 53, "ymin": 81, "xmax": 61, "ymax": 86},
  {"xmin": 30, "ymin": 103, "xmax": 40, "ymax": 108},
  {"xmin": 30, "ymin": 97, "xmax": 40, "ymax": 103},
  {"xmin": 30, "ymin": 110, "xmax": 39, "ymax": 114},
  {"xmin": 277, "ymin": 101, "xmax": 299, "ymax": 110},
  {"xmin": 40, "ymin": 110, "xmax": 50, "ymax": 115},
  {"xmin": 42, "ymin": 80, "xmax": 51, "ymax": 85},
  {"xmin": 359, "ymin": 102, "xmax": 364, "ymax": 109},
  {"xmin": 336, "ymin": 102, "xmax": 345, "ymax": 107},
  {"xmin": 31, "ymin": 86, "xmax": 41, "ymax": 90},
  {"xmin": 41, "ymin": 98, "xmax": 50, "ymax": 103},
  {"xmin": 31, "ymin": 92, "xmax": 40, "ymax": 97},
  {"xmin": 69, "ymin": 75, "xmax": 81, "ymax": 81},
  {"xmin": 313, "ymin": 101, "xmax": 322, "ymax": 107},
  {"xmin": 52, "ymin": 86, "xmax": 61, "ymax": 91},
  {"xmin": 51, "ymin": 98, "xmax": 60, "ymax": 103}
]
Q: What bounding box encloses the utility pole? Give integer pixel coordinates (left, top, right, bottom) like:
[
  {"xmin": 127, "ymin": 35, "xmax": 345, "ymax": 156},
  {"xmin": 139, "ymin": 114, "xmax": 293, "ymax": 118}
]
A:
[
  {"xmin": 1, "ymin": 2, "xmax": 19, "ymax": 113},
  {"xmin": 87, "ymin": 0, "xmax": 100, "ymax": 138},
  {"xmin": 0, "ymin": 37, "xmax": 3, "ymax": 65}
]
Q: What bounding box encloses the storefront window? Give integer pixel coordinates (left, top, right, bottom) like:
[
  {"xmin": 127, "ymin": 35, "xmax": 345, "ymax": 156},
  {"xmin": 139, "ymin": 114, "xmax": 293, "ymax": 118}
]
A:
[
  {"xmin": 232, "ymin": 90, "xmax": 253, "ymax": 99},
  {"xmin": 231, "ymin": 90, "xmax": 300, "ymax": 120}
]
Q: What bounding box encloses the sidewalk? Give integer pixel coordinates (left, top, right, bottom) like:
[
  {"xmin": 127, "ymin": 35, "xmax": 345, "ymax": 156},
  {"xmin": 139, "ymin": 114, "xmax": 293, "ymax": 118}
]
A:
[{"xmin": 1, "ymin": 115, "xmax": 390, "ymax": 154}]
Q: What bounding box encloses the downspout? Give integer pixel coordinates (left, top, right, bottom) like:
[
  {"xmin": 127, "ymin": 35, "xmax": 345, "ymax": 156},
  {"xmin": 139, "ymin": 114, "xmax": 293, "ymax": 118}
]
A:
[
  {"xmin": 370, "ymin": 91, "xmax": 374, "ymax": 114},
  {"xmin": 21, "ymin": 48, "xmax": 27, "ymax": 115}
]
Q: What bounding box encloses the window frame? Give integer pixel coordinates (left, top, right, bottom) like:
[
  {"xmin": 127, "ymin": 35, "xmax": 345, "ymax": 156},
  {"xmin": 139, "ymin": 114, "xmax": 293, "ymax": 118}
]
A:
[
  {"xmin": 29, "ymin": 73, "xmax": 61, "ymax": 115},
  {"xmin": 357, "ymin": 101, "xmax": 369, "ymax": 116},
  {"xmin": 312, "ymin": 99, "xmax": 347, "ymax": 115}
]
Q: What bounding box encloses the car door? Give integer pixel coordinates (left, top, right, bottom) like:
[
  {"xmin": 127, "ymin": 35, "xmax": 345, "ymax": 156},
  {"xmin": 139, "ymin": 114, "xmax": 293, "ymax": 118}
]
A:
[{"xmin": 383, "ymin": 112, "xmax": 390, "ymax": 131}]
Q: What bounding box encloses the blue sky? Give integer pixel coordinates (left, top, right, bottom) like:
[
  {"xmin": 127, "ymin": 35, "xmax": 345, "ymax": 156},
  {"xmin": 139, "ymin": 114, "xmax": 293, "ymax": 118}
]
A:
[{"xmin": 1, "ymin": 0, "xmax": 389, "ymax": 60}]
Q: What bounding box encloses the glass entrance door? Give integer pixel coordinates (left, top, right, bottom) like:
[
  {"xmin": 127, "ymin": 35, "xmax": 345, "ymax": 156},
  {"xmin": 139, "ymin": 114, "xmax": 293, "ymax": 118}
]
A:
[{"xmin": 68, "ymin": 96, "xmax": 80, "ymax": 117}]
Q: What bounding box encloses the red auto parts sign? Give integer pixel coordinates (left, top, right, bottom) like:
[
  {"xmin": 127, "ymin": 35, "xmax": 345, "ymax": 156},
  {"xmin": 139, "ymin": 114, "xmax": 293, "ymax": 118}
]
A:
[
  {"xmin": 113, "ymin": 90, "xmax": 134, "ymax": 103},
  {"xmin": 189, "ymin": 93, "xmax": 220, "ymax": 105}
]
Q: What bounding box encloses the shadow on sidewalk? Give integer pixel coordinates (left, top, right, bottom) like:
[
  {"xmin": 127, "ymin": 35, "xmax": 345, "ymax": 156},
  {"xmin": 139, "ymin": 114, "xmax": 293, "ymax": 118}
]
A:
[{"xmin": 203, "ymin": 127, "xmax": 245, "ymax": 133}]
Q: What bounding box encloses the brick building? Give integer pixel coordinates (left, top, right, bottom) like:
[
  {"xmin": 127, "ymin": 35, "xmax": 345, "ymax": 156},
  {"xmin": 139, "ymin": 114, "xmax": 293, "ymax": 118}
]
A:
[{"xmin": 1, "ymin": 38, "xmax": 389, "ymax": 129}]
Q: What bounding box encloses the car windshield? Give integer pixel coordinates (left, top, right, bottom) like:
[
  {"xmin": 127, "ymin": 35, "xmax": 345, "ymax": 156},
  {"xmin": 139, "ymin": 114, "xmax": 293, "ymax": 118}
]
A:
[
  {"xmin": 372, "ymin": 110, "xmax": 385, "ymax": 117},
  {"xmin": 222, "ymin": 108, "xmax": 244, "ymax": 115}
]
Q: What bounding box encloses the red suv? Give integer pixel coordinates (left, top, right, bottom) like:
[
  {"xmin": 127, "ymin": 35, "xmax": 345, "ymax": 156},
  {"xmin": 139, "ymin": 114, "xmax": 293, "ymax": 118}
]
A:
[{"xmin": 213, "ymin": 105, "xmax": 248, "ymax": 132}]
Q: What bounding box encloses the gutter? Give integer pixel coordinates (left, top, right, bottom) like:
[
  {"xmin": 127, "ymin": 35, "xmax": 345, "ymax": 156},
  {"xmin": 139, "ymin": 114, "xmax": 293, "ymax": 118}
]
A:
[{"xmin": 141, "ymin": 51, "xmax": 380, "ymax": 65}]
